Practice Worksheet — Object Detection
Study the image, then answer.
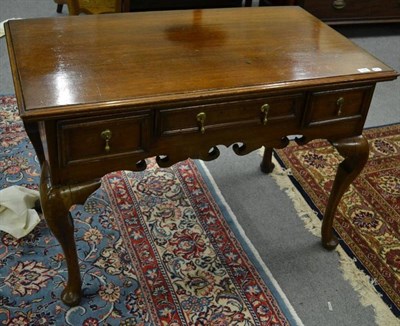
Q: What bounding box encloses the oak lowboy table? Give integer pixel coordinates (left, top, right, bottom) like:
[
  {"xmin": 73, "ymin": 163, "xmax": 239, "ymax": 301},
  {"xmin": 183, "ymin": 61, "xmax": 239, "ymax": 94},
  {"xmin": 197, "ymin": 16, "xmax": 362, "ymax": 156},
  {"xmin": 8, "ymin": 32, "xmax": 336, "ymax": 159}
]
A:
[{"xmin": 5, "ymin": 7, "xmax": 398, "ymax": 306}]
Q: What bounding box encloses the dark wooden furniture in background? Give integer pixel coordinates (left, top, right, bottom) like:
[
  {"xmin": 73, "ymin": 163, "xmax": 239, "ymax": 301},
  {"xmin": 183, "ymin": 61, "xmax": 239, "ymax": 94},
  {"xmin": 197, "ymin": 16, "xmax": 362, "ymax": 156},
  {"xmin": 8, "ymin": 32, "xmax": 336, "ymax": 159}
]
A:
[
  {"xmin": 55, "ymin": 0, "xmax": 247, "ymax": 16},
  {"xmin": 128, "ymin": 0, "xmax": 245, "ymax": 12},
  {"xmin": 5, "ymin": 7, "xmax": 398, "ymax": 306},
  {"xmin": 266, "ymin": 0, "xmax": 400, "ymax": 24}
]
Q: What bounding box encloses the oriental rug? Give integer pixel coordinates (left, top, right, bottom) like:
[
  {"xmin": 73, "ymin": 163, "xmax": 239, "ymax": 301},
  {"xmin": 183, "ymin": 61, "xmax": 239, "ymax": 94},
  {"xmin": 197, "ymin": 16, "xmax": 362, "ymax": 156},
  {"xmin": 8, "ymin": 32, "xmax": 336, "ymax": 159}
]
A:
[
  {"xmin": 0, "ymin": 95, "xmax": 303, "ymax": 325},
  {"xmin": 274, "ymin": 124, "xmax": 400, "ymax": 321}
]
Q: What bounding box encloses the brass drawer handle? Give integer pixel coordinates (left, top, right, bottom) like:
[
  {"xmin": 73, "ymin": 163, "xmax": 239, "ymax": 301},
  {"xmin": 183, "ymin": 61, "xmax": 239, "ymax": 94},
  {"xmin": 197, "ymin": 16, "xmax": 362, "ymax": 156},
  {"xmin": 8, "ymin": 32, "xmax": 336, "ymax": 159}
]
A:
[
  {"xmin": 196, "ymin": 112, "xmax": 206, "ymax": 134},
  {"xmin": 261, "ymin": 104, "xmax": 270, "ymax": 125},
  {"xmin": 332, "ymin": 0, "xmax": 346, "ymax": 10},
  {"xmin": 336, "ymin": 97, "xmax": 345, "ymax": 116},
  {"xmin": 101, "ymin": 129, "xmax": 112, "ymax": 152}
]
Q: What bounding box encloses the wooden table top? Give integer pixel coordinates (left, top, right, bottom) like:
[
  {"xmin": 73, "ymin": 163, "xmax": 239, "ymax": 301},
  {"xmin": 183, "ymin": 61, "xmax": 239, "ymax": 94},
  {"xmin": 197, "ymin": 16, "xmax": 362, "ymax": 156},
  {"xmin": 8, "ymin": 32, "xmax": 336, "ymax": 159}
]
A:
[{"xmin": 5, "ymin": 7, "xmax": 397, "ymax": 119}]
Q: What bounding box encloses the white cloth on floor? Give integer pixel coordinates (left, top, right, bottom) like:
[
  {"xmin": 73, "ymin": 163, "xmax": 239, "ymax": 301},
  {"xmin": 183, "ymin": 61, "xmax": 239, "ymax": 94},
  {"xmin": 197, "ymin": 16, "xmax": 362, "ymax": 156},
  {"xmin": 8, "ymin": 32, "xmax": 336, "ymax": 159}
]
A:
[{"xmin": 0, "ymin": 186, "xmax": 41, "ymax": 239}]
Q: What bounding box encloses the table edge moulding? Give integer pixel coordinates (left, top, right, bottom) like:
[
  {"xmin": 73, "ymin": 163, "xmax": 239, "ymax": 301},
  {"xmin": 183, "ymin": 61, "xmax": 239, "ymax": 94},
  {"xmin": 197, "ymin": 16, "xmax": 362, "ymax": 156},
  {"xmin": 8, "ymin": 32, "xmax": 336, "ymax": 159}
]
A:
[{"xmin": 5, "ymin": 7, "xmax": 398, "ymax": 306}]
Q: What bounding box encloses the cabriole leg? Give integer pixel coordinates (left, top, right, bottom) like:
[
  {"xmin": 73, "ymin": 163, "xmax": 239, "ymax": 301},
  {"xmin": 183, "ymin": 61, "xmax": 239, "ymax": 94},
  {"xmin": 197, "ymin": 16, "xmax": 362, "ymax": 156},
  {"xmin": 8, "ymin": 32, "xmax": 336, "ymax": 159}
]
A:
[
  {"xmin": 40, "ymin": 163, "xmax": 82, "ymax": 306},
  {"xmin": 322, "ymin": 135, "xmax": 369, "ymax": 250},
  {"xmin": 39, "ymin": 162, "xmax": 100, "ymax": 306}
]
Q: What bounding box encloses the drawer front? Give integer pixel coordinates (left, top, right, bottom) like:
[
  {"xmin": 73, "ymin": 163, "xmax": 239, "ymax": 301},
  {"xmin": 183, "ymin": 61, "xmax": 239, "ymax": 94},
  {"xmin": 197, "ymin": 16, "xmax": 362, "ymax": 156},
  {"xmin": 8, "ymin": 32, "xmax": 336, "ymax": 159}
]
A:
[
  {"xmin": 302, "ymin": 0, "xmax": 370, "ymax": 20},
  {"xmin": 58, "ymin": 112, "xmax": 151, "ymax": 166},
  {"xmin": 370, "ymin": 0, "xmax": 400, "ymax": 18},
  {"xmin": 303, "ymin": 86, "xmax": 374, "ymax": 128},
  {"xmin": 158, "ymin": 94, "xmax": 304, "ymax": 136}
]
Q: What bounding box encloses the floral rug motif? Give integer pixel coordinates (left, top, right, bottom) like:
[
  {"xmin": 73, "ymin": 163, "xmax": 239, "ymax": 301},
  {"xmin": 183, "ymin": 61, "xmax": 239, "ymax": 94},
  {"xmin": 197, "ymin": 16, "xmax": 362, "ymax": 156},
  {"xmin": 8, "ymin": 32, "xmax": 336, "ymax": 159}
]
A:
[
  {"xmin": 0, "ymin": 96, "xmax": 302, "ymax": 325},
  {"xmin": 274, "ymin": 124, "xmax": 400, "ymax": 317}
]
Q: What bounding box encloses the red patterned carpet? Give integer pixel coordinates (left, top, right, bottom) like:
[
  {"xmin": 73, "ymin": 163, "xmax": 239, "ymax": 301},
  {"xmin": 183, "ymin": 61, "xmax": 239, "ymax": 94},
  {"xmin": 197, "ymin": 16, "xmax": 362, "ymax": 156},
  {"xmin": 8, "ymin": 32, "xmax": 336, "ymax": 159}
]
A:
[
  {"xmin": 275, "ymin": 124, "xmax": 400, "ymax": 318},
  {"xmin": 101, "ymin": 161, "xmax": 295, "ymax": 325}
]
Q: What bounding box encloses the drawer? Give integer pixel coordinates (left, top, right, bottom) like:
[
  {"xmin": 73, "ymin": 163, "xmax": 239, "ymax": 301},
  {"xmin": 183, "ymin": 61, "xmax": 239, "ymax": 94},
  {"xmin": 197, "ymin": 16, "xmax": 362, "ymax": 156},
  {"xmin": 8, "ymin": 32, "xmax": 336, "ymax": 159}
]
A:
[
  {"xmin": 303, "ymin": 86, "xmax": 374, "ymax": 128},
  {"xmin": 58, "ymin": 112, "xmax": 152, "ymax": 166},
  {"xmin": 158, "ymin": 94, "xmax": 304, "ymax": 136},
  {"xmin": 302, "ymin": 0, "xmax": 370, "ymax": 20},
  {"xmin": 369, "ymin": 0, "xmax": 400, "ymax": 18}
]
